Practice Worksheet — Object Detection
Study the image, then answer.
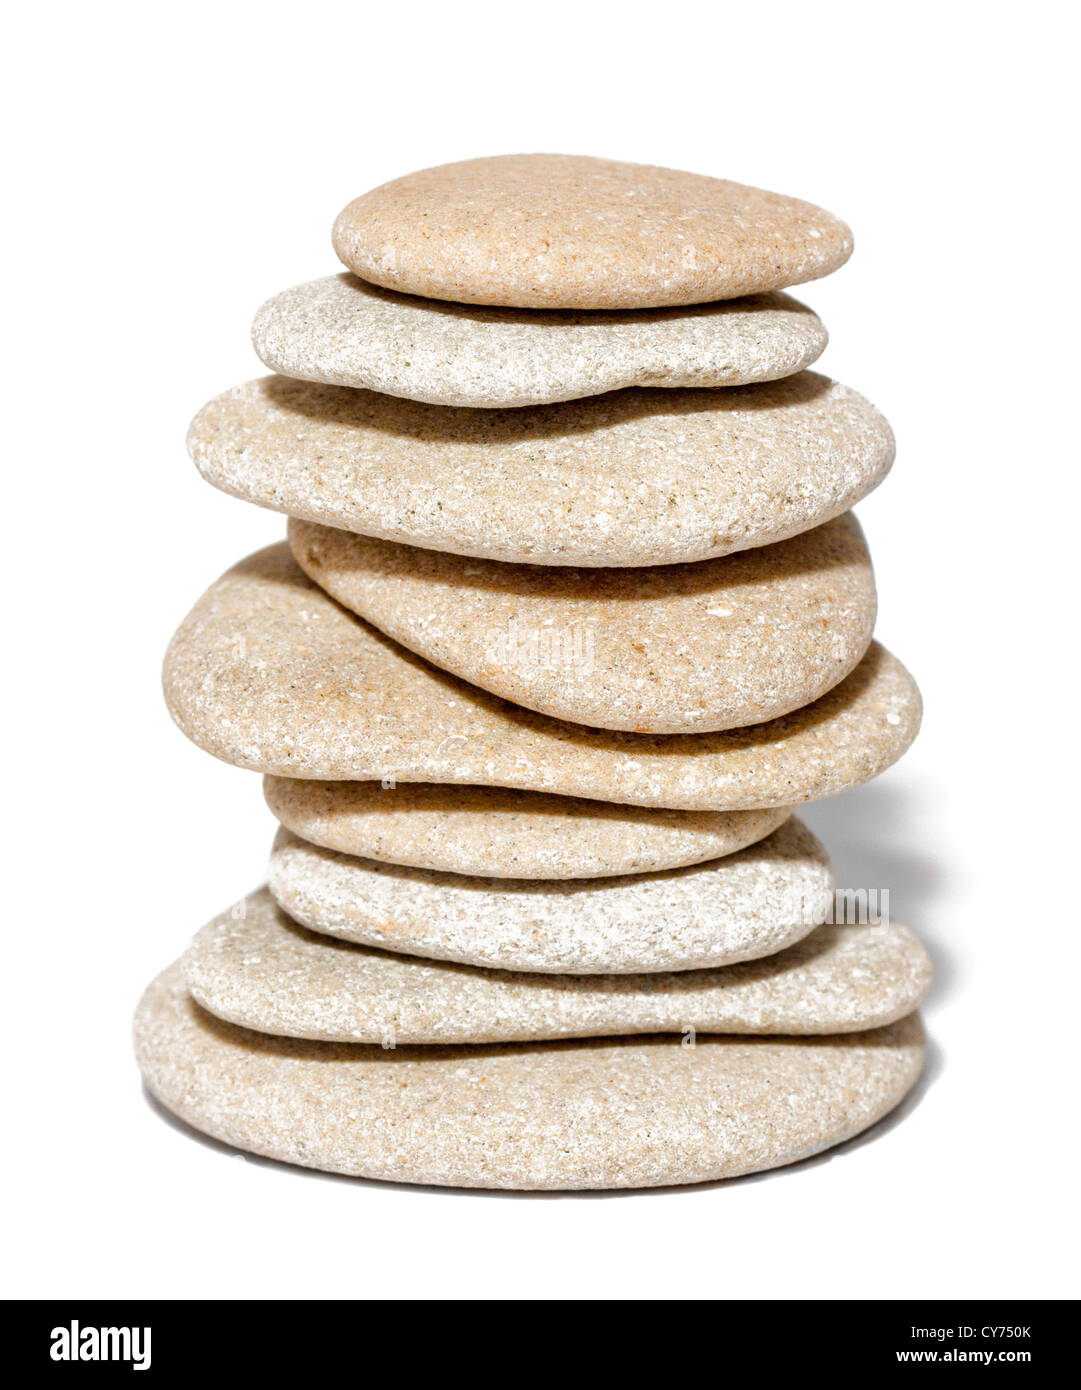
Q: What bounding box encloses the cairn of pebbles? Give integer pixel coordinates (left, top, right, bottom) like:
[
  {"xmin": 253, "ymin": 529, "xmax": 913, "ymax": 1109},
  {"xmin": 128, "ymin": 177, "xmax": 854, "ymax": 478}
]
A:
[{"xmin": 137, "ymin": 154, "xmax": 929, "ymax": 1190}]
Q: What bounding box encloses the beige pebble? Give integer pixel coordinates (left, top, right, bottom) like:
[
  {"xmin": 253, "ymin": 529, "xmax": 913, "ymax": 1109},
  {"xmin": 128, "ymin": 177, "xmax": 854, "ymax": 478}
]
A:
[
  {"xmin": 135, "ymin": 962, "xmax": 924, "ymax": 1189},
  {"xmin": 264, "ymin": 778, "xmax": 790, "ymax": 879},
  {"xmin": 331, "ymin": 154, "xmax": 853, "ymax": 310},
  {"xmin": 289, "ymin": 512, "xmax": 876, "ymax": 734},
  {"xmin": 267, "ymin": 819, "xmax": 831, "ymax": 974},
  {"xmin": 188, "ymin": 373, "xmax": 894, "ymax": 568},
  {"xmin": 252, "ymin": 274, "xmax": 828, "ymax": 408},
  {"xmin": 162, "ymin": 545, "xmax": 921, "ymax": 810},
  {"xmin": 186, "ymin": 888, "xmax": 932, "ymax": 1044}
]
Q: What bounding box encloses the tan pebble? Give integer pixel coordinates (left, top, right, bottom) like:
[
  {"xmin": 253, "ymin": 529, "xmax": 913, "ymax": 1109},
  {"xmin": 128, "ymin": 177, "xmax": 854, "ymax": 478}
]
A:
[
  {"xmin": 289, "ymin": 512, "xmax": 876, "ymax": 734},
  {"xmin": 331, "ymin": 154, "xmax": 853, "ymax": 310},
  {"xmin": 264, "ymin": 778, "xmax": 790, "ymax": 879},
  {"xmin": 187, "ymin": 373, "xmax": 894, "ymax": 567},
  {"xmin": 252, "ymin": 274, "xmax": 827, "ymax": 407},
  {"xmin": 136, "ymin": 962, "xmax": 924, "ymax": 1189},
  {"xmin": 267, "ymin": 819, "xmax": 831, "ymax": 974},
  {"xmin": 162, "ymin": 545, "xmax": 922, "ymax": 810},
  {"xmin": 186, "ymin": 887, "xmax": 932, "ymax": 1043}
]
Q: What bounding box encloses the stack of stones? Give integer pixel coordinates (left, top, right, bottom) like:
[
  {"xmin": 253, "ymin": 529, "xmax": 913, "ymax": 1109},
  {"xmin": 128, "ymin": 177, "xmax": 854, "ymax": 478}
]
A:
[{"xmin": 136, "ymin": 155, "xmax": 930, "ymax": 1191}]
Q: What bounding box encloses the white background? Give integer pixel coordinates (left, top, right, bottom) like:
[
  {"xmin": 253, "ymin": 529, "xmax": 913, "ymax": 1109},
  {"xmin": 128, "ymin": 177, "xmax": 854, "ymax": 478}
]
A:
[{"xmin": 4, "ymin": 0, "xmax": 1078, "ymax": 1301}]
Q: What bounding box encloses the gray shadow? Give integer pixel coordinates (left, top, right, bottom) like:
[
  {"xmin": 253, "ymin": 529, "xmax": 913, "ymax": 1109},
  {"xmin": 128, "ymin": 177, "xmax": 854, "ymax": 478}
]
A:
[{"xmin": 800, "ymin": 778, "xmax": 954, "ymax": 1009}]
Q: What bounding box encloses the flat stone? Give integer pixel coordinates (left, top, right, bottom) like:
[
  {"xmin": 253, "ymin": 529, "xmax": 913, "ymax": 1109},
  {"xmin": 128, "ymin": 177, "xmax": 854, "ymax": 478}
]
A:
[
  {"xmin": 289, "ymin": 512, "xmax": 876, "ymax": 734},
  {"xmin": 186, "ymin": 888, "xmax": 933, "ymax": 1043},
  {"xmin": 187, "ymin": 373, "xmax": 894, "ymax": 567},
  {"xmin": 331, "ymin": 154, "xmax": 853, "ymax": 310},
  {"xmin": 136, "ymin": 962, "xmax": 924, "ymax": 1189},
  {"xmin": 162, "ymin": 545, "xmax": 922, "ymax": 810},
  {"xmin": 267, "ymin": 819, "xmax": 831, "ymax": 973},
  {"xmin": 263, "ymin": 778, "xmax": 790, "ymax": 879},
  {"xmin": 252, "ymin": 274, "xmax": 828, "ymax": 407}
]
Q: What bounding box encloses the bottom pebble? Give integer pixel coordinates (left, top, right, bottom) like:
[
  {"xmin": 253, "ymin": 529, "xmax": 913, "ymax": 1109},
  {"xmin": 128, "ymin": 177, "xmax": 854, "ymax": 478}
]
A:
[{"xmin": 135, "ymin": 961, "xmax": 924, "ymax": 1191}]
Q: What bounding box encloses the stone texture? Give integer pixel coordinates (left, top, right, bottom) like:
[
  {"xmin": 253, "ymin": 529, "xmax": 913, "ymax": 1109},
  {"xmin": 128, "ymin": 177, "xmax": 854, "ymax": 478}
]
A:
[
  {"xmin": 289, "ymin": 512, "xmax": 876, "ymax": 734},
  {"xmin": 162, "ymin": 545, "xmax": 922, "ymax": 811},
  {"xmin": 267, "ymin": 819, "xmax": 831, "ymax": 974},
  {"xmin": 186, "ymin": 888, "xmax": 932, "ymax": 1043},
  {"xmin": 252, "ymin": 274, "xmax": 828, "ymax": 408},
  {"xmin": 263, "ymin": 778, "xmax": 790, "ymax": 879},
  {"xmin": 135, "ymin": 962, "xmax": 924, "ymax": 1190},
  {"xmin": 188, "ymin": 373, "xmax": 894, "ymax": 568},
  {"xmin": 331, "ymin": 154, "xmax": 853, "ymax": 310}
]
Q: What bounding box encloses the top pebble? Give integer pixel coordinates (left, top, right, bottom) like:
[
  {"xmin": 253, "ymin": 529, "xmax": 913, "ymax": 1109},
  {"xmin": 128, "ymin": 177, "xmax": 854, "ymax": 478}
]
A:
[{"xmin": 332, "ymin": 153, "xmax": 853, "ymax": 310}]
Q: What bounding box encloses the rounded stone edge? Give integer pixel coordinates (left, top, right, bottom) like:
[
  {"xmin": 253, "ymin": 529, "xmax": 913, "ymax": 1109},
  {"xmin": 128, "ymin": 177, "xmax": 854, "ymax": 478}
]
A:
[
  {"xmin": 184, "ymin": 377, "xmax": 896, "ymax": 569},
  {"xmin": 135, "ymin": 962, "xmax": 926, "ymax": 1190},
  {"xmin": 261, "ymin": 777, "xmax": 794, "ymax": 879},
  {"xmin": 182, "ymin": 892, "xmax": 934, "ymax": 1045},
  {"xmin": 330, "ymin": 197, "xmax": 853, "ymax": 311},
  {"xmin": 262, "ymin": 818, "xmax": 835, "ymax": 976},
  {"xmin": 250, "ymin": 277, "xmax": 831, "ymax": 408}
]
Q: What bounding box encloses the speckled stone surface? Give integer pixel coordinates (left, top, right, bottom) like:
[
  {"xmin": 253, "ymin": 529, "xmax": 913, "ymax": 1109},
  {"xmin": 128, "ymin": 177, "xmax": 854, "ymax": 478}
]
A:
[
  {"xmin": 162, "ymin": 546, "xmax": 922, "ymax": 810},
  {"xmin": 186, "ymin": 889, "xmax": 932, "ymax": 1043},
  {"xmin": 331, "ymin": 154, "xmax": 853, "ymax": 310},
  {"xmin": 135, "ymin": 962, "xmax": 924, "ymax": 1189},
  {"xmin": 187, "ymin": 373, "xmax": 894, "ymax": 568},
  {"xmin": 252, "ymin": 274, "xmax": 828, "ymax": 408},
  {"xmin": 289, "ymin": 512, "xmax": 875, "ymax": 734},
  {"xmin": 267, "ymin": 819, "xmax": 831, "ymax": 974},
  {"xmin": 264, "ymin": 778, "xmax": 790, "ymax": 879}
]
